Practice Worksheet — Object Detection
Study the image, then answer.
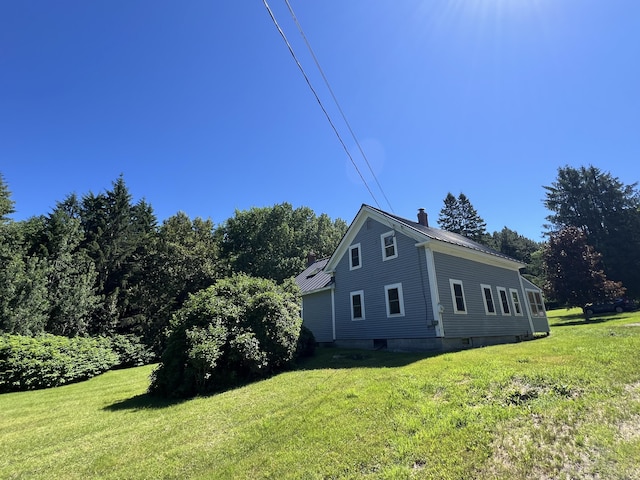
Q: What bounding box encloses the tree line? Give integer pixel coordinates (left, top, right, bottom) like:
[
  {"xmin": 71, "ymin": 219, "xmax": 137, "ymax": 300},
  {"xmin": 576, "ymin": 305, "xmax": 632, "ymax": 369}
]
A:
[
  {"xmin": 0, "ymin": 174, "xmax": 347, "ymax": 354},
  {"xmin": 2, "ymin": 162, "xmax": 637, "ymax": 354},
  {"xmin": 437, "ymin": 165, "xmax": 640, "ymax": 306}
]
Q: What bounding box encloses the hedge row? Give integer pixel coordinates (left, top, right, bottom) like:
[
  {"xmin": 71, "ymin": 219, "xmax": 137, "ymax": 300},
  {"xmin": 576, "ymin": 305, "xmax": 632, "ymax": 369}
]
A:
[{"xmin": 0, "ymin": 334, "xmax": 154, "ymax": 393}]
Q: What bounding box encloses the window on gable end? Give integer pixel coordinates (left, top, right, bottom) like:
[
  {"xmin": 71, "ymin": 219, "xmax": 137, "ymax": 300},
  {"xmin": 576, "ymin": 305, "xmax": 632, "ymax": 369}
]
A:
[
  {"xmin": 497, "ymin": 287, "xmax": 511, "ymax": 315},
  {"xmin": 380, "ymin": 231, "xmax": 398, "ymax": 260},
  {"xmin": 481, "ymin": 284, "xmax": 497, "ymax": 315},
  {"xmin": 449, "ymin": 279, "xmax": 467, "ymax": 314},
  {"xmin": 349, "ymin": 243, "xmax": 361, "ymax": 270},
  {"xmin": 350, "ymin": 290, "xmax": 365, "ymax": 321},
  {"xmin": 384, "ymin": 283, "xmax": 405, "ymax": 317}
]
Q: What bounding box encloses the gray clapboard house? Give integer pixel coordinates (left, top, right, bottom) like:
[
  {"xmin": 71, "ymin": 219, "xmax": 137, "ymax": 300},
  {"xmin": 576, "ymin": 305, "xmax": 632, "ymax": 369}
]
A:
[{"xmin": 295, "ymin": 204, "xmax": 549, "ymax": 351}]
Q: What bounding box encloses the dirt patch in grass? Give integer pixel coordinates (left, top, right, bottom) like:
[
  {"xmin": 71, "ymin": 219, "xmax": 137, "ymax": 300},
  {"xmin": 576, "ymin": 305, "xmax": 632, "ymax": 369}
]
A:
[
  {"xmin": 619, "ymin": 382, "xmax": 640, "ymax": 442},
  {"xmin": 483, "ymin": 411, "xmax": 603, "ymax": 480},
  {"xmin": 481, "ymin": 380, "xmax": 640, "ymax": 479},
  {"xmin": 496, "ymin": 376, "xmax": 580, "ymax": 407}
]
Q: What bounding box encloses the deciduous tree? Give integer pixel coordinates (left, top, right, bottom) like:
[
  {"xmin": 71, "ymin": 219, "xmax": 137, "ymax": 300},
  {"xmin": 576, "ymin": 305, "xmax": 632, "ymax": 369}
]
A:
[
  {"xmin": 544, "ymin": 165, "xmax": 640, "ymax": 296},
  {"xmin": 542, "ymin": 226, "xmax": 625, "ymax": 307},
  {"xmin": 216, "ymin": 203, "xmax": 347, "ymax": 283}
]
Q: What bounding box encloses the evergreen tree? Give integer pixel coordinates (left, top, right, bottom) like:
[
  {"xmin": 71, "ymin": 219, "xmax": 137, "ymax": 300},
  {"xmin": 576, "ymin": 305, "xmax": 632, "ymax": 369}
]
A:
[
  {"xmin": 79, "ymin": 176, "xmax": 158, "ymax": 335},
  {"xmin": 0, "ymin": 220, "xmax": 49, "ymax": 335},
  {"xmin": 437, "ymin": 193, "xmax": 461, "ymax": 233},
  {"xmin": 438, "ymin": 193, "xmax": 488, "ymax": 244},
  {"xmin": 0, "ymin": 174, "xmax": 15, "ymax": 223},
  {"xmin": 41, "ymin": 203, "xmax": 100, "ymax": 336}
]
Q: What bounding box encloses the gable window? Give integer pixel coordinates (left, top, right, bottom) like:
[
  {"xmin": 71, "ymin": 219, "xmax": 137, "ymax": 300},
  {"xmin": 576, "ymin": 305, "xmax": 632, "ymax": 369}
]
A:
[
  {"xmin": 510, "ymin": 289, "xmax": 523, "ymax": 316},
  {"xmin": 380, "ymin": 231, "xmax": 398, "ymax": 260},
  {"xmin": 350, "ymin": 290, "xmax": 365, "ymax": 320},
  {"xmin": 449, "ymin": 279, "xmax": 467, "ymax": 314},
  {"xmin": 527, "ymin": 290, "xmax": 545, "ymax": 317},
  {"xmin": 481, "ymin": 284, "xmax": 496, "ymax": 315},
  {"xmin": 349, "ymin": 243, "xmax": 361, "ymax": 270},
  {"xmin": 384, "ymin": 283, "xmax": 405, "ymax": 317},
  {"xmin": 497, "ymin": 287, "xmax": 511, "ymax": 315}
]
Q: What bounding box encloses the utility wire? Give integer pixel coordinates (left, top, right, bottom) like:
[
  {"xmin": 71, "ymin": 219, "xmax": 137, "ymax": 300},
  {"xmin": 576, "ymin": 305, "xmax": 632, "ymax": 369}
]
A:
[
  {"xmin": 283, "ymin": 0, "xmax": 395, "ymax": 214},
  {"xmin": 262, "ymin": 0, "xmax": 381, "ymax": 210}
]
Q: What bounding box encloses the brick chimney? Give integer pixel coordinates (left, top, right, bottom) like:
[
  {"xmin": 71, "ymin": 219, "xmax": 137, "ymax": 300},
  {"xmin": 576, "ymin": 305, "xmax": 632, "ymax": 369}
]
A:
[
  {"xmin": 307, "ymin": 251, "xmax": 317, "ymax": 267},
  {"xmin": 417, "ymin": 208, "xmax": 429, "ymax": 227}
]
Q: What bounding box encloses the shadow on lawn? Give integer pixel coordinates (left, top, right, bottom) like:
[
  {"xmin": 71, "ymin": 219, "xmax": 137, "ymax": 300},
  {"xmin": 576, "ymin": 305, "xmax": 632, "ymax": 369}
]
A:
[
  {"xmin": 552, "ymin": 313, "xmax": 625, "ymax": 327},
  {"xmin": 104, "ymin": 393, "xmax": 186, "ymax": 411},
  {"xmin": 104, "ymin": 337, "xmax": 550, "ymax": 410}
]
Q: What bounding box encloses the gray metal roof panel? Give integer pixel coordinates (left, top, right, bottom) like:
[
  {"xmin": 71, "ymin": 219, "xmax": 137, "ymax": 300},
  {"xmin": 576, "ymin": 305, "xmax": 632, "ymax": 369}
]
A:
[
  {"xmin": 294, "ymin": 258, "xmax": 333, "ymax": 294},
  {"xmin": 367, "ymin": 205, "xmax": 522, "ymax": 264}
]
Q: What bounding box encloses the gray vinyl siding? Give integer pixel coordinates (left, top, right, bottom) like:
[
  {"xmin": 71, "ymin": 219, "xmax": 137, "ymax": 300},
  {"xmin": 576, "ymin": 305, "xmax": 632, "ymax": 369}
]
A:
[
  {"xmin": 333, "ymin": 219, "xmax": 436, "ymax": 340},
  {"xmin": 301, "ymin": 290, "xmax": 333, "ymax": 343},
  {"xmin": 434, "ymin": 252, "xmax": 532, "ymax": 337},
  {"xmin": 531, "ymin": 316, "xmax": 550, "ymax": 333}
]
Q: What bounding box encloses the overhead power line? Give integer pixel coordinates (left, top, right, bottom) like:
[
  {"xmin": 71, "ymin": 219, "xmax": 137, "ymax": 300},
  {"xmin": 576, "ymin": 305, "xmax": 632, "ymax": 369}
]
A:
[
  {"xmin": 282, "ymin": 0, "xmax": 394, "ymax": 214},
  {"xmin": 262, "ymin": 0, "xmax": 393, "ymax": 213}
]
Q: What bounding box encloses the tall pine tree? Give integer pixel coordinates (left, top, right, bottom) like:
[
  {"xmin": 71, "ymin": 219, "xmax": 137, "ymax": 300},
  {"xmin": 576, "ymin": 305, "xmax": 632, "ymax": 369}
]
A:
[{"xmin": 438, "ymin": 193, "xmax": 488, "ymax": 244}]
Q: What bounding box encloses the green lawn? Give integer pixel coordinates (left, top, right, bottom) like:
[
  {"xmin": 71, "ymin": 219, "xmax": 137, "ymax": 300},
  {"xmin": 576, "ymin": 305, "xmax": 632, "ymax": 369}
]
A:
[{"xmin": 2, "ymin": 309, "xmax": 640, "ymax": 479}]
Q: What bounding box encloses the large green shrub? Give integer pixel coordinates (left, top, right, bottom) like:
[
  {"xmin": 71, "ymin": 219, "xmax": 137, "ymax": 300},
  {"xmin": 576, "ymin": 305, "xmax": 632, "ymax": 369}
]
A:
[
  {"xmin": 0, "ymin": 334, "xmax": 119, "ymax": 393},
  {"xmin": 109, "ymin": 334, "xmax": 155, "ymax": 369},
  {"xmin": 149, "ymin": 274, "xmax": 302, "ymax": 398}
]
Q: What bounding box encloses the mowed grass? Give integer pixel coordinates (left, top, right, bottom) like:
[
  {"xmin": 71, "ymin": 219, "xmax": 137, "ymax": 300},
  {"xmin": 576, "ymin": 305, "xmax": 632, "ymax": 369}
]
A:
[{"xmin": 2, "ymin": 310, "xmax": 640, "ymax": 479}]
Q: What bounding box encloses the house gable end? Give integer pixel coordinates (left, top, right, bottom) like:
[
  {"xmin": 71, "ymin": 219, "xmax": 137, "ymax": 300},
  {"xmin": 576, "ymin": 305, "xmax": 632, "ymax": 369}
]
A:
[{"xmin": 325, "ymin": 205, "xmax": 427, "ymax": 273}]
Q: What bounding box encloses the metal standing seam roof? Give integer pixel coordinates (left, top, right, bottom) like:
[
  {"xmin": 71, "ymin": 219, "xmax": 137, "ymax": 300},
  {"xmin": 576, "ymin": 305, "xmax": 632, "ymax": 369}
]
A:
[
  {"xmin": 366, "ymin": 205, "xmax": 522, "ymax": 264},
  {"xmin": 294, "ymin": 257, "xmax": 333, "ymax": 294},
  {"xmin": 295, "ymin": 205, "xmax": 524, "ymax": 294}
]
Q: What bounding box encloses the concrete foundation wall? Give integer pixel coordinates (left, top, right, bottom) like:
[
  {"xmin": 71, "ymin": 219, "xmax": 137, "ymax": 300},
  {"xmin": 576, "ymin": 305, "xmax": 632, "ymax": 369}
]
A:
[{"xmin": 330, "ymin": 333, "xmax": 534, "ymax": 353}]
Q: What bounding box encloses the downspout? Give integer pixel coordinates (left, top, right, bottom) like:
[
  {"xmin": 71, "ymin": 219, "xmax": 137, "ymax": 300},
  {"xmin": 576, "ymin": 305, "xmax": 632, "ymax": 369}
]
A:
[
  {"xmin": 331, "ymin": 286, "xmax": 336, "ymax": 341},
  {"xmin": 420, "ymin": 243, "xmax": 445, "ymax": 338}
]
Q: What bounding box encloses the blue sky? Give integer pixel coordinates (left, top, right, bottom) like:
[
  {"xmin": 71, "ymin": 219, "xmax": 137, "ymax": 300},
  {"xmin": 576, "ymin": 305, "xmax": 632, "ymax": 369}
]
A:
[{"xmin": 2, "ymin": 1, "xmax": 639, "ymax": 241}]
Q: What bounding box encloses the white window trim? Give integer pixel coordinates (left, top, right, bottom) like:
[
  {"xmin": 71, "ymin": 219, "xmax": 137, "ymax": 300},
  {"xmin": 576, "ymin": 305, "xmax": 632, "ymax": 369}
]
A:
[
  {"xmin": 350, "ymin": 290, "xmax": 365, "ymax": 321},
  {"xmin": 384, "ymin": 283, "xmax": 405, "ymax": 318},
  {"xmin": 509, "ymin": 288, "xmax": 523, "ymax": 316},
  {"xmin": 481, "ymin": 284, "xmax": 497, "ymax": 316},
  {"xmin": 380, "ymin": 231, "xmax": 398, "ymax": 261},
  {"xmin": 449, "ymin": 279, "xmax": 467, "ymax": 315},
  {"xmin": 349, "ymin": 243, "xmax": 362, "ymax": 271},
  {"xmin": 526, "ymin": 289, "xmax": 546, "ymax": 317},
  {"xmin": 497, "ymin": 287, "xmax": 511, "ymax": 316}
]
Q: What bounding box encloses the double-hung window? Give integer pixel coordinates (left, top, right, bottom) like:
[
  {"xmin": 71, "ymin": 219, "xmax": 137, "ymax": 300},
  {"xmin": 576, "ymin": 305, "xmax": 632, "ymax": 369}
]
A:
[
  {"xmin": 350, "ymin": 290, "xmax": 365, "ymax": 320},
  {"xmin": 380, "ymin": 231, "xmax": 398, "ymax": 260},
  {"xmin": 510, "ymin": 289, "xmax": 523, "ymax": 316},
  {"xmin": 527, "ymin": 290, "xmax": 545, "ymax": 317},
  {"xmin": 497, "ymin": 287, "xmax": 511, "ymax": 315},
  {"xmin": 349, "ymin": 243, "xmax": 361, "ymax": 270},
  {"xmin": 384, "ymin": 283, "xmax": 405, "ymax": 317},
  {"xmin": 449, "ymin": 279, "xmax": 467, "ymax": 314},
  {"xmin": 481, "ymin": 284, "xmax": 496, "ymax": 315}
]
